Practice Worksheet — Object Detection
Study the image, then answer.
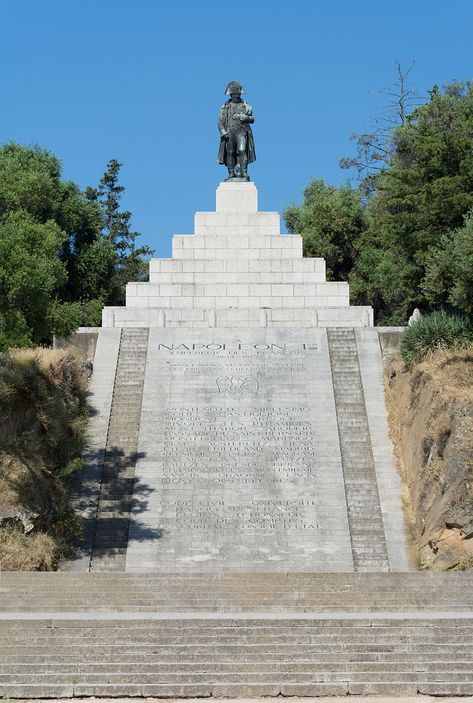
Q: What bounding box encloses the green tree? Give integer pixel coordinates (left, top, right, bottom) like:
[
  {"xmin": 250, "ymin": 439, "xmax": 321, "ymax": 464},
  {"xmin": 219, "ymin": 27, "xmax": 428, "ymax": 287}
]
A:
[
  {"xmin": 0, "ymin": 211, "xmax": 67, "ymax": 348},
  {"xmin": 0, "ymin": 144, "xmax": 153, "ymax": 347},
  {"xmin": 0, "ymin": 143, "xmax": 104, "ymax": 346},
  {"xmin": 284, "ymin": 179, "xmax": 366, "ymax": 281},
  {"xmin": 423, "ymin": 209, "xmax": 473, "ymax": 315},
  {"xmin": 85, "ymin": 159, "xmax": 153, "ymax": 304},
  {"xmin": 351, "ymin": 81, "xmax": 473, "ymax": 323}
]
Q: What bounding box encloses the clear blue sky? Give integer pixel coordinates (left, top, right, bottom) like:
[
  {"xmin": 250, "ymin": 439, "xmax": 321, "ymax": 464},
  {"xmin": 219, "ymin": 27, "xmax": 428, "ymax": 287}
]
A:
[{"xmin": 1, "ymin": 0, "xmax": 472, "ymax": 257}]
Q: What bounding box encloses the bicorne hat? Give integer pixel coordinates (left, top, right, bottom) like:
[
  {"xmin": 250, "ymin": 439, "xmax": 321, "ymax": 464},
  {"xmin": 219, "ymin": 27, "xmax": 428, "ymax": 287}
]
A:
[{"xmin": 225, "ymin": 81, "xmax": 245, "ymax": 95}]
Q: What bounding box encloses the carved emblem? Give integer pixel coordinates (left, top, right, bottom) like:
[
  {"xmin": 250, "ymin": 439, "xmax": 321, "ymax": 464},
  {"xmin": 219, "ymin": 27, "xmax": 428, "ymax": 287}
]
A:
[{"xmin": 216, "ymin": 376, "xmax": 259, "ymax": 399}]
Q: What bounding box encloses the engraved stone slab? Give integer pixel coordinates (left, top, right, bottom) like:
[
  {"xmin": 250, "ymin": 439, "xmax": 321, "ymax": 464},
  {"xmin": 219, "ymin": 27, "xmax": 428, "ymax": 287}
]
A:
[{"xmin": 126, "ymin": 328, "xmax": 354, "ymax": 572}]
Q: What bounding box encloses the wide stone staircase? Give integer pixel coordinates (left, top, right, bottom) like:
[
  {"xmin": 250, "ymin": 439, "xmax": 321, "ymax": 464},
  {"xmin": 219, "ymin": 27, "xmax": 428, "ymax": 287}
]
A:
[{"xmin": 1, "ymin": 572, "xmax": 473, "ymax": 698}]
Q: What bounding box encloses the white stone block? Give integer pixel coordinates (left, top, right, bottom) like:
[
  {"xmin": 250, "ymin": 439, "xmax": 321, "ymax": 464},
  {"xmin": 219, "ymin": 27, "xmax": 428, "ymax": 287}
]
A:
[
  {"xmin": 249, "ymin": 259, "xmax": 270, "ymax": 272},
  {"xmin": 260, "ymin": 296, "xmax": 282, "ymax": 308},
  {"xmin": 227, "ymin": 283, "xmax": 250, "ymax": 296},
  {"xmin": 215, "ymin": 296, "xmax": 238, "ymax": 308},
  {"xmin": 314, "ymin": 283, "xmax": 334, "ymax": 296},
  {"xmin": 326, "ymin": 296, "xmax": 349, "ymax": 306},
  {"xmin": 249, "ymin": 284, "xmax": 271, "ymax": 296},
  {"xmin": 165, "ymin": 309, "xmax": 183, "ymax": 321},
  {"xmin": 304, "ymin": 296, "xmax": 327, "ymax": 307},
  {"xmin": 204, "ymin": 284, "xmax": 227, "ymax": 297},
  {"xmin": 149, "ymin": 272, "xmax": 172, "ymax": 283},
  {"xmin": 271, "ymin": 236, "xmax": 292, "ymax": 249},
  {"xmin": 176, "ymin": 249, "xmax": 194, "ymax": 260},
  {"xmin": 146, "ymin": 297, "xmax": 171, "ymax": 307},
  {"xmin": 194, "ymin": 296, "xmax": 215, "ymax": 308},
  {"xmin": 226, "ymin": 260, "xmax": 249, "ymax": 272},
  {"xmin": 182, "ymin": 284, "xmax": 204, "ymax": 297},
  {"xmin": 216, "ymin": 181, "xmax": 258, "ymax": 212},
  {"xmin": 183, "ymin": 260, "xmax": 204, "ymax": 272},
  {"xmin": 168, "ymin": 296, "xmax": 195, "ymax": 309},
  {"xmin": 225, "ymin": 213, "xmax": 252, "ymax": 225},
  {"xmin": 218, "ymin": 308, "xmax": 250, "ymax": 321},
  {"xmin": 158, "ymin": 284, "xmax": 181, "ymax": 297},
  {"xmin": 269, "ymin": 309, "xmax": 299, "ymax": 321},
  {"xmin": 282, "ymin": 271, "xmax": 304, "ymax": 284},
  {"xmin": 181, "ymin": 308, "xmax": 204, "ymax": 321},
  {"xmin": 302, "ymin": 271, "xmax": 325, "ymax": 283},
  {"xmin": 135, "ymin": 283, "xmax": 160, "ymax": 296},
  {"xmin": 281, "ymin": 248, "xmax": 299, "ymax": 259},
  {"xmin": 342, "ymin": 307, "xmax": 368, "ymax": 321},
  {"xmin": 292, "ymin": 259, "xmax": 315, "ymax": 272},
  {"xmin": 170, "ymin": 272, "xmax": 193, "ymax": 283},
  {"xmin": 194, "ymin": 212, "xmax": 228, "ymax": 227},
  {"xmin": 270, "ymin": 258, "xmax": 291, "ymax": 270},
  {"xmin": 294, "ymin": 283, "xmax": 317, "ymax": 297},
  {"xmin": 229, "ymin": 272, "xmax": 258, "ymax": 283},
  {"xmin": 258, "ymin": 272, "xmax": 279, "ymax": 284},
  {"xmin": 125, "ymin": 295, "xmax": 139, "ymax": 307},
  {"xmin": 196, "ymin": 248, "xmax": 215, "ymax": 259},
  {"xmin": 249, "ymin": 235, "xmax": 270, "ymax": 249},
  {"xmin": 203, "ymin": 260, "xmax": 223, "ymax": 272},
  {"xmin": 259, "ymin": 248, "xmax": 281, "ymax": 259},
  {"xmin": 159, "ymin": 260, "xmax": 181, "ymax": 273},
  {"xmin": 281, "ymin": 296, "xmax": 305, "ymax": 308},
  {"xmin": 272, "ymin": 284, "xmax": 293, "ymax": 296},
  {"xmin": 237, "ymin": 296, "xmax": 261, "ymax": 308},
  {"xmin": 318, "ymin": 308, "xmax": 341, "ymax": 321}
]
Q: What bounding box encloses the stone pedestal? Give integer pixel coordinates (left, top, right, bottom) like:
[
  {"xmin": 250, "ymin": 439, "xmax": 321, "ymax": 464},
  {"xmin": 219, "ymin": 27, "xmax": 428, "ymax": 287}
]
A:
[{"xmin": 102, "ymin": 182, "xmax": 373, "ymax": 328}]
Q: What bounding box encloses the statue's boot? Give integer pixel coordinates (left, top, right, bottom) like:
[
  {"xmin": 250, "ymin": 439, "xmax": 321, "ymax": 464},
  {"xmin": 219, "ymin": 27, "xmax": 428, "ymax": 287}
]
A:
[
  {"xmin": 240, "ymin": 167, "xmax": 250, "ymax": 182},
  {"xmin": 225, "ymin": 168, "xmax": 236, "ymax": 181}
]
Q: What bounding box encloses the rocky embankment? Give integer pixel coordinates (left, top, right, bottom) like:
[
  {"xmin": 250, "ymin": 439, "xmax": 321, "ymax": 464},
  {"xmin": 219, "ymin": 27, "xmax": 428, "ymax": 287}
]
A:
[{"xmin": 384, "ymin": 343, "xmax": 473, "ymax": 570}]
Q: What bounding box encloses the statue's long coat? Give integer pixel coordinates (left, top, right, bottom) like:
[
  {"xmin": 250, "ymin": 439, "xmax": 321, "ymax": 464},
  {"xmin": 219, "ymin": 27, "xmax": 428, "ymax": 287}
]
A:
[{"xmin": 217, "ymin": 99, "xmax": 256, "ymax": 165}]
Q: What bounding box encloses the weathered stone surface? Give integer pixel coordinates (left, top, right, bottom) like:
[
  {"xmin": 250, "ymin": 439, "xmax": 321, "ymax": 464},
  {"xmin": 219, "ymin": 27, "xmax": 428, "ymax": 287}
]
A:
[{"xmin": 126, "ymin": 328, "xmax": 354, "ymax": 572}]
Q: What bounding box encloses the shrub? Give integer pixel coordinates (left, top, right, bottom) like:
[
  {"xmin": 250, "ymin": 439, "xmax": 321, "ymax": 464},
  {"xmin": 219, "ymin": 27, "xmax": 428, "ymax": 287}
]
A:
[{"xmin": 399, "ymin": 310, "xmax": 473, "ymax": 367}]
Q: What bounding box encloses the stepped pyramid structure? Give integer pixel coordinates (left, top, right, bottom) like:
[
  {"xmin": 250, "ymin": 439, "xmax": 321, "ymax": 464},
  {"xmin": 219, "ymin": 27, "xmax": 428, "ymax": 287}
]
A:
[
  {"xmin": 2, "ymin": 181, "xmax": 473, "ymax": 698},
  {"xmin": 102, "ymin": 182, "xmax": 373, "ymax": 329}
]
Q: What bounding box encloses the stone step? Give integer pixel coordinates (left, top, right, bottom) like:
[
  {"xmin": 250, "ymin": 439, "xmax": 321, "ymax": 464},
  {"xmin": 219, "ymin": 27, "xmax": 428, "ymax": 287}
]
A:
[
  {"xmin": 4, "ymin": 574, "xmax": 473, "ymax": 609},
  {"xmin": 1, "ymin": 611, "xmax": 473, "ymax": 697}
]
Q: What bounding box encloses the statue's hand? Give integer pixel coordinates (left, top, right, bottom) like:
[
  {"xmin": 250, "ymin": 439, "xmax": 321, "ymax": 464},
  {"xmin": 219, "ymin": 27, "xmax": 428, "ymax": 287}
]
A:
[
  {"xmin": 237, "ymin": 114, "xmax": 248, "ymax": 122},
  {"xmin": 220, "ymin": 132, "xmax": 229, "ymax": 140}
]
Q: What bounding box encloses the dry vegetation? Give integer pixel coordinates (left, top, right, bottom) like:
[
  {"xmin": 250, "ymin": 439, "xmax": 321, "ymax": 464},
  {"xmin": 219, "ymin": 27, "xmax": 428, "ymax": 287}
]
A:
[
  {"xmin": 385, "ymin": 348, "xmax": 473, "ymax": 570},
  {"xmin": 0, "ymin": 347, "xmax": 89, "ymax": 570}
]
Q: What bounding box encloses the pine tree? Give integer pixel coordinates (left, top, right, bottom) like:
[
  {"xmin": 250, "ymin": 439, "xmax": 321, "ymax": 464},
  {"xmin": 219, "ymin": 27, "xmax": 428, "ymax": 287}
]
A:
[{"xmin": 86, "ymin": 159, "xmax": 154, "ymax": 303}]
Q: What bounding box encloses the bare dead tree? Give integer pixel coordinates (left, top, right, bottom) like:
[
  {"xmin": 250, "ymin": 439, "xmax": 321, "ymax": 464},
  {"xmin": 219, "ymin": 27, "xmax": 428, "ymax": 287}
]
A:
[{"xmin": 340, "ymin": 61, "xmax": 424, "ymax": 189}]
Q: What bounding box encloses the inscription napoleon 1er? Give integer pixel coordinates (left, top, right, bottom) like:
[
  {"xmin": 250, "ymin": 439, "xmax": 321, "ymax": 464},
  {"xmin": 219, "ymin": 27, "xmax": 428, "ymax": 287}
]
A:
[{"xmin": 156, "ymin": 340, "xmax": 321, "ymax": 536}]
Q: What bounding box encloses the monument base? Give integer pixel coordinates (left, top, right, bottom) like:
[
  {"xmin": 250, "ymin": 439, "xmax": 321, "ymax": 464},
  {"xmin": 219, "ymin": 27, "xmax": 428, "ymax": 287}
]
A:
[{"xmin": 102, "ymin": 182, "xmax": 373, "ymax": 329}]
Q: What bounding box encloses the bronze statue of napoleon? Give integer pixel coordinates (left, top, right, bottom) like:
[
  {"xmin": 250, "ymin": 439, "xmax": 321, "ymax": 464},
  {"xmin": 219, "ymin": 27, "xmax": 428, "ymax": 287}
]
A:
[{"xmin": 218, "ymin": 81, "xmax": 256, "ymax": 181}]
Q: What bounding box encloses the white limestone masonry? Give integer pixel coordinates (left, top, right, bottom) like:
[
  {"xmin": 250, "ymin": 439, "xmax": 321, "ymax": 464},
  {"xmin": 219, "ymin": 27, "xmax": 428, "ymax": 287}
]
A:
[{"xmin": 102, "ymin": 182, "xmax": 373, "ymax": 328}]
